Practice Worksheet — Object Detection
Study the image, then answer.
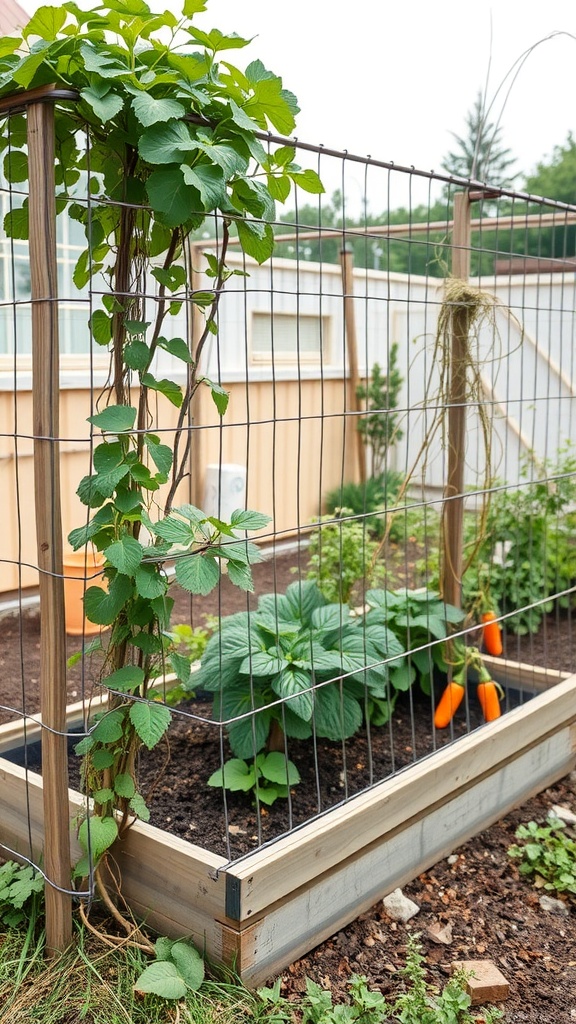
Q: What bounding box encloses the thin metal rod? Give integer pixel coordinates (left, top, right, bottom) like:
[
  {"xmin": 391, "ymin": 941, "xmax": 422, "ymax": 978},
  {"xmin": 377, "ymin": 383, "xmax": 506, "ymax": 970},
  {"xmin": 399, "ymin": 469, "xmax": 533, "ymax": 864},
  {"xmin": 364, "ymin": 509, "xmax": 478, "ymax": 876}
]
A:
[{"xmin": 28, "ymin": 99, "xmax": 72, "ymax": 952}]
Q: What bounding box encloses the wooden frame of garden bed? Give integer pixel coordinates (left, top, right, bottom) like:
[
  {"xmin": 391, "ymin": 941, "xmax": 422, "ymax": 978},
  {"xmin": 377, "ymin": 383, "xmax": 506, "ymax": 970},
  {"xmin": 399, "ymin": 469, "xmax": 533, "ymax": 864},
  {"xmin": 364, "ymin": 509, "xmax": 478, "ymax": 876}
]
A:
[{"xmin": 1, "ymin": 667, "xmax": 575, "ymax": 986}]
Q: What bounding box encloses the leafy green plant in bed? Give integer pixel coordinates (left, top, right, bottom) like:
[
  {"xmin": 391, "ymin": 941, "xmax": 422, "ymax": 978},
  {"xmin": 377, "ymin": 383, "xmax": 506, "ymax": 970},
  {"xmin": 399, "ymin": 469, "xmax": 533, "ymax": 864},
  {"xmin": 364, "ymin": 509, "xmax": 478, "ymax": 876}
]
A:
[
  {"xmin": 0, "ymin": 0, "xmax": 323, "ymax": 942},
  {"xmin": 364, "ymin": 588, "xmax": 465, "ymax": 694},
  {"xmin": 305, "ymin": 509, "xmax": 386, "ymax": 603},
  {"xmin": 324, "ymin": 471, "xmax": 405, "ymax": 540},
  {"xmin": 463, "ymin": 445, "xmax": 576, "ymax": 635},
  {"xmin": 207, "ymin": 751, "xmax": 301, "ymax": 806},
  {"xmin": 188, "ymin": 580, "xmax": 407, "ymax": 769},
  {"xmin": 508, "ymin": 815, "xmax": 576, "ymax": 897}
]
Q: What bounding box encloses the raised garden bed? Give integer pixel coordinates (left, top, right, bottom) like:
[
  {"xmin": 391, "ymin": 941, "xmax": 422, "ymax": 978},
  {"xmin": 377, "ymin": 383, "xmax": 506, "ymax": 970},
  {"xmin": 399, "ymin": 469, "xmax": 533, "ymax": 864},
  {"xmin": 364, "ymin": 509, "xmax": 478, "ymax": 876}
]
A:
[{"xmin": 1, "ymin": 663, "xmax": 575, "ymax": 985}]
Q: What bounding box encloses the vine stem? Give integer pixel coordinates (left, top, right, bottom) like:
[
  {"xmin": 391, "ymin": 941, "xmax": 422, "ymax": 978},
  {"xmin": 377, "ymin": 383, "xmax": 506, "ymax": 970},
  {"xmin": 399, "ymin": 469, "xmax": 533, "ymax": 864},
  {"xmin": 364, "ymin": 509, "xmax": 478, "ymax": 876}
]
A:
[{"xmin": 164, "ymin": 221, "xmax": 230, "ymax": 513}]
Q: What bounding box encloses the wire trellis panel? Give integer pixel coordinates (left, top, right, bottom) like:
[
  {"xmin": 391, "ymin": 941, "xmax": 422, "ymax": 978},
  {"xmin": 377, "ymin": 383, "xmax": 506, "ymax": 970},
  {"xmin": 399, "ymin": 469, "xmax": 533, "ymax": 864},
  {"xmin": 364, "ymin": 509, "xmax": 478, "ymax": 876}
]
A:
[{"xmin": 0, "ymin": 90, "xmax": 575, "ymax": 960}]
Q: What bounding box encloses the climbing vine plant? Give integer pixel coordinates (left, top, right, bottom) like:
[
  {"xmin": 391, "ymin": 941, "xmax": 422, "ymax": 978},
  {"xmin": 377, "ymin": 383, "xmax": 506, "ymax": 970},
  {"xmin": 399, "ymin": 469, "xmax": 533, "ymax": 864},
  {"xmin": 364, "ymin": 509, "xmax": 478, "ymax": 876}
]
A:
[{"xmin": 0, "ymin": 0, "xmax": 323, "ymax": 908}]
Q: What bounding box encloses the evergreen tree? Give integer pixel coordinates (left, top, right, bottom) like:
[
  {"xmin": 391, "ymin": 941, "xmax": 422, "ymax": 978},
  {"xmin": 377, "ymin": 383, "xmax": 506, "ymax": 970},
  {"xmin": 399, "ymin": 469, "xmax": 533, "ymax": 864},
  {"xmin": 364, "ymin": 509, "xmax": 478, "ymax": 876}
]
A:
[{"xmin": 442, "ymin": 90, "xmax": 517, "ymax": 186}]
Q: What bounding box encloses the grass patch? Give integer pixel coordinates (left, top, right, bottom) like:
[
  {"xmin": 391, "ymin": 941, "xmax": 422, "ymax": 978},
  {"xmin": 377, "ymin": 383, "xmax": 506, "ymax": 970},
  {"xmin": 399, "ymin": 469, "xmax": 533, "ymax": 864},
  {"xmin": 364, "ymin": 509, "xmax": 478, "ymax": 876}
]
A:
[{"xmin": 0, "ymin": 923, "xmax": 262, "ymax": 1024}]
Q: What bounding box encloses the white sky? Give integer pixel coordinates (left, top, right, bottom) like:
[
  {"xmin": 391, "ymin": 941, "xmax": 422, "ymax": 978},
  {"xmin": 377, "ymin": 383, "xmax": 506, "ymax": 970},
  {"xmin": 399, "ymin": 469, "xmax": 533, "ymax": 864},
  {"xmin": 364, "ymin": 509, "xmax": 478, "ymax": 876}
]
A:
[{"xmin": 18, "ymin": 0, "xmax": 576, "ymax": 205}]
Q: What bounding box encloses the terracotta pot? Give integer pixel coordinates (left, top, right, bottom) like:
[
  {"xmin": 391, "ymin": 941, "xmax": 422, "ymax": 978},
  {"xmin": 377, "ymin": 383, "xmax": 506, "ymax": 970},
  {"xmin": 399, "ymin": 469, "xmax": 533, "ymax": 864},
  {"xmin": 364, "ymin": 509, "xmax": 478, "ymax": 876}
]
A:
[{"xmin": 63, "ymin": 549, "xmax": 105, "ymax": 636}]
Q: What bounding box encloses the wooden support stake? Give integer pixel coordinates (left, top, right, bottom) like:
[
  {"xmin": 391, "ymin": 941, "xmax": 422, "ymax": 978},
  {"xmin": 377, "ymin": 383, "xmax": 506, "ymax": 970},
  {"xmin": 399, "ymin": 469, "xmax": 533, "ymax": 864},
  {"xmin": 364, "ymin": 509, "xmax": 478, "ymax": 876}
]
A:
[
  {"xmin": 442, "ymin": 191, "xmax": 471, "ymax": 609},
  {"xmin": 28, "ymin": 99, "xmax": 72, "ymax": 952},
  {"xmin": 340, "ymin": 247, "xmax": 366, "ymax": 483}
]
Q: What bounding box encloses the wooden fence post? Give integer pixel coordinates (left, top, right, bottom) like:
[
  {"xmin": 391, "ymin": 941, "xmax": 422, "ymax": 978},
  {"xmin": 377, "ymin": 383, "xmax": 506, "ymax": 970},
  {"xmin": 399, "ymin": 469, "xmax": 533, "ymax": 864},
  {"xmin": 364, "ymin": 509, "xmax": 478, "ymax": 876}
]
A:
[
  {"xmin": 27, "ymin": 98, "xmax": 72, "ymax": 952},
  {"xmin": 340, "ymin": 247, "xmax": 366, "ymax": 484},
  {"xmin": 442, "ymin": 191, "xmax": 471, "ymax": 609}
]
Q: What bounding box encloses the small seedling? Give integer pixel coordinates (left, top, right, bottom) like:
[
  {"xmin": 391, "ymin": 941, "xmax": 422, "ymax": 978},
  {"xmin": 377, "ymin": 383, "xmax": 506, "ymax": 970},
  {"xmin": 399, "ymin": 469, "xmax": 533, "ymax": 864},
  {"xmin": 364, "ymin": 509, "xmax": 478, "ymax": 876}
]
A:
[
  {"xmin": 508, "ymin": 814, "xmax": 576, "ymax": 895},
  {"xmin": 208, "ymin": 752, "xmax": 301, "ymax": 806},
  {"xmin": 0, "ymin": 861, "xmax": 44, "ymax": 929}
]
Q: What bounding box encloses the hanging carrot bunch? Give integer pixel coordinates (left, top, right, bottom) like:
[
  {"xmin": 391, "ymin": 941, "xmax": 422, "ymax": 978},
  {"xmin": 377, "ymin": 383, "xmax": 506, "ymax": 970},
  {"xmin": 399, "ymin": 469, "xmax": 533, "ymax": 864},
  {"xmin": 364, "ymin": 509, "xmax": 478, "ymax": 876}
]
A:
[
  {"xmin": 434, "ymin": 668, "xmax": 466, "ymax": 728},
  {"xmin": 434, "ymin": 642, "xmax": 504, "ymax": 728},
  {"xmin": 476, "ymin": 665, "xmax": 504, "ymax": 722},
  {"xmin": 481, "ymin": 609, "xmax": 503, "ymax": 656}
]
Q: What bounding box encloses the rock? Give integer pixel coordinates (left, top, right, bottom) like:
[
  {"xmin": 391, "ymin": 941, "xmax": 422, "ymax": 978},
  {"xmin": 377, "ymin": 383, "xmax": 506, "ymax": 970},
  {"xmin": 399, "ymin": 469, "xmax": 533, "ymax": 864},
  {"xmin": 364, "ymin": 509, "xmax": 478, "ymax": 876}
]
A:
[
  {"xmin": 447, "ymin": 854, "xmax": 459, "ymax": 865},
  {"xmin": 451, "ymin": 959, "xmax": 510, "ymax": 1005},
  {"xmin": 539, "ymin": 894, "xmax": 570, "ymax": 916},
  {"xmin": 382, "ymin": 888, "xmax": 420, "ymax": 923},
  {"xmin": 426, "ymin": 920, "xmax": 453, "ymax": 945},
  {"xmin": 551, "ymin": 804, "xmax": 576, "ymax": 825}
]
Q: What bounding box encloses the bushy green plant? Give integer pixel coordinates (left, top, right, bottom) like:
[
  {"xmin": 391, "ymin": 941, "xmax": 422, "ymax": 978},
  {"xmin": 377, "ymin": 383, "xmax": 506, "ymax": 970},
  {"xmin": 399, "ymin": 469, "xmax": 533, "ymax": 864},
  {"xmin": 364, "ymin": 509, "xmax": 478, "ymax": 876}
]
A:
[
  {"xmin": 508, "ymin": 815, "xmax": 576, "ymax": 896},
  {"xmin": 257, "ymin": 933, "xmax": 502, "ymax": 1024},
  {"xmin": 324, "ymin": 472, "xmax": 405, "ymax": 540},
  {"xmin": 207, "ymin": 751, "xmax": 300, "ymax": 806},
  {"xmin": 463, "ymin": 446, "xmax": 576, "ymax": 635},
  {"xmin": 306, "ymin": 510, "xmax": 385, "ymax": 603},
  {"xmin": 364, "ymin": 588, "xmax": 464, "ymax": 694},
  {"xmin": 0, "ymin": 861, "xmax": 44, "ymax": 929},
  {"xmin": 356, "ymin": 345, "xmax": 404, "ymax": 478},
  {"xmin": 188, "ymin": 580, "xmax": 407, "ymax": 760}
]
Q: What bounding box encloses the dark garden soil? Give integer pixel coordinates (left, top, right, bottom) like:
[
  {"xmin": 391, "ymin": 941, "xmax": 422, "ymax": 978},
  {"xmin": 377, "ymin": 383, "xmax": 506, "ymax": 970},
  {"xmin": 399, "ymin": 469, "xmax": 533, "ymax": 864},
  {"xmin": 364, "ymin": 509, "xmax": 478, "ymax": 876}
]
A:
[{"xmin": 1, "ymin": 545, "xmax": 575, "ymax": 1021}]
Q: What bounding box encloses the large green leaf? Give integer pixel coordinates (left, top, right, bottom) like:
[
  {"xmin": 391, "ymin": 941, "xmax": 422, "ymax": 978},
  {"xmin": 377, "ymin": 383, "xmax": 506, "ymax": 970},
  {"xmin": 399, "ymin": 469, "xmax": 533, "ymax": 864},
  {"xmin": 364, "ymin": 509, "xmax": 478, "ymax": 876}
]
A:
[
  {"xmin": 146, "ymin": 167, "xmax": 202, "ymax": 228},
  {"xmin": 92, "ymin": 709, "xmax": 125, "ymax": 743},
  {"xmin": 78, "ymin": 815, "xmax": 118, "ymax": 863},
  {"xmin": 175, "ymin": 553, "xmax": 220, "ymax": 595},
  {"xmin": 103, "ymin": 536, "xmax": 143, "ymax": 576},
  {"xmin": 181, "ymin": 163, "xmax": 225, "ymax": 210},
  {"xmin": 208, "ymin": 759, "xmax": 256, "ymax": 792},
  {"xmin": 145, "ymin": 437, "xmax": 173, "ymax": 477},
  {"xmin": 129, "ymin": 700, "xmax": 171, "ymax": 749},
  {"xmin": 134, "ymin": 563, "xmax": 168, "ymax": 600},
  {"xmin": 236, "ymin": 219, "xmax": 274, "ymax": 264},
  {"xmin": 152, "ymin": 515, "xmax": 195, "ymax": 546},
  {"xmin": 139, "ymin": 121, "xmax": 194, "ymax": 164},
  {"xmin": 84, "ymin": 573, "xmax": 133, "ymax": 625},
  {"xmin": 103, "ymin": 665, "xmax": 145, "ymax": 694},
  {"xmin": 81, "ymin": 85, "xmax": 123, "ymax": 123},
  {"xmin": 226, "ymin": 560, "xmax": 254, "ymax": 592},
  {"xmin": 88, "ymin": 405, "xmax": 137, "ymax": 433},
  {"xmin": 230, "ymin": 509, "xmax": 271, "ymax": 532},
  {"xmin": 141, "ymin": 373, "xmax": 183, "ymax": 408},
  {"xmin": 272, "ymin": 667, "xmax": 313, "ymax": 722},
  {"xmin": 23, "ymin": 5, "xmax": 66, "ymax": 40},
  {"xmin": 314, "ymin": 685, "xmax": 363, "ymax": 741},
  {"xmin": 289, "ymin": 169, "xmax": 325, "ymax": 195},
  {"xmin": 170, "ymin": 942, "xmax": 205, "ymax": 990},
  {"xmin": 131, "ymin": 92, "xmax": 186, "ymax": 127},
  {"xmin": 134, "ymin": 961, "xmax": 186, "ymax": 1000}
]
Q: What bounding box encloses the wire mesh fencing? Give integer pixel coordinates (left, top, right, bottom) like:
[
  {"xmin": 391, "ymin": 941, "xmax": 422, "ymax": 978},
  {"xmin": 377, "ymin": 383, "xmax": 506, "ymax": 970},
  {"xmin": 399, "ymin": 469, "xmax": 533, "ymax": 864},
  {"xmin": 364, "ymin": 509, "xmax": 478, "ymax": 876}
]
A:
[{"xmin": 0, "ymin": 90, "xmax": 575, "ymax": 944}]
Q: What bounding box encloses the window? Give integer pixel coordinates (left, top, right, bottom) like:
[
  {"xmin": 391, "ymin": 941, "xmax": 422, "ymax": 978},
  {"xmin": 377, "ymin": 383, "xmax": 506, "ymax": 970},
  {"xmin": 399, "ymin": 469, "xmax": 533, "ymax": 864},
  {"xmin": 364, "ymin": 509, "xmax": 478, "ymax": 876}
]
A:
[{"xmin": 251, "ymin": 310, "xmax": 330, "ymax": 362}]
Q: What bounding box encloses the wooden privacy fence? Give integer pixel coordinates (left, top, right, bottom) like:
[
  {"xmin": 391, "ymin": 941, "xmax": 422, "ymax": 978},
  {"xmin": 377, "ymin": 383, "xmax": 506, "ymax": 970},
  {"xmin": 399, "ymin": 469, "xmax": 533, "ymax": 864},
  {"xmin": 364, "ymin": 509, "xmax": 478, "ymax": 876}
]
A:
[{"xmin": 1, "ymin": 84, "xmax": 576, "ymax": 972}]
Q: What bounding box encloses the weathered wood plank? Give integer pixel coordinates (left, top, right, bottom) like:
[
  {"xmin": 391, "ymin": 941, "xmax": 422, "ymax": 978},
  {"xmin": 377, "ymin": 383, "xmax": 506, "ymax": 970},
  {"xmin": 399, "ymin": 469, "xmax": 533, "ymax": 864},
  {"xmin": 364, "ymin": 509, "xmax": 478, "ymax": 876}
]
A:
[
  {"xmin": 28, "ymin": 98, "xmax": 72, "ymax": 951},
  {"xmin": 234, "ymin": 723, "xmax": 576, "ymax": 984},
  {"xmin": 0, "ymin": 757, "xmax": 230, "ymax": 957},
  {"xmin": 483, "ymin": 654, "xmax": 568, "ymax": 692},
  {"xmin": 226, "ymin": 675, "xmax": 576, "ymax": 920}
]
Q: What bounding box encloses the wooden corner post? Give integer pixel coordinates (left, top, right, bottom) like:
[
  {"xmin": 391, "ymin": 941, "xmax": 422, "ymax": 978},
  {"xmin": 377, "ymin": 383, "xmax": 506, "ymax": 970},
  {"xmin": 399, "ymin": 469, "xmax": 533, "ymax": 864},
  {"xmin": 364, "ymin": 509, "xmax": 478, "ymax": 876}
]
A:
[
  {"xmin": 442, "ymin": 191, "xmax": 472, "ymax": 609},
  {"xmin": 27, "ymin": 98, "xmax": 72, "ymax": 952},
  {"xmin": 340, "ymin": 247, "xmax": 366, "ymax": 484}
]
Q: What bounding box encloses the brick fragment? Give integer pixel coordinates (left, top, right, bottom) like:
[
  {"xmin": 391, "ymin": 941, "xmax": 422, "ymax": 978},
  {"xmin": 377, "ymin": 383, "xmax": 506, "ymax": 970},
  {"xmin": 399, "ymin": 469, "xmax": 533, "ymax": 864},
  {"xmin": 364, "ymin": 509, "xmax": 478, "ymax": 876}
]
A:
[{"xmin": 451, "ymin": 959, "xmax": 510, "ymax": 1005}]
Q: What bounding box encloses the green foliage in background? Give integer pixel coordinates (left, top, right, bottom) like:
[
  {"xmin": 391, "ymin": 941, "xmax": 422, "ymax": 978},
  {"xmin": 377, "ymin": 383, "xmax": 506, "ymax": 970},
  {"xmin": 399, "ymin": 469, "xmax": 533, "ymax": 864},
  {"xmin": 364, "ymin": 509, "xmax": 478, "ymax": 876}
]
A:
[
  {"xmin": 463, "ymin": 446, "xmax": 576, "ymax": 634},
  {"xmin": 356, "ymin": 345, "xmax": 404, "ymax": 478},
  {"xmin": 305, "ymin": 509, "xmax": 385, "ymax": 603}
]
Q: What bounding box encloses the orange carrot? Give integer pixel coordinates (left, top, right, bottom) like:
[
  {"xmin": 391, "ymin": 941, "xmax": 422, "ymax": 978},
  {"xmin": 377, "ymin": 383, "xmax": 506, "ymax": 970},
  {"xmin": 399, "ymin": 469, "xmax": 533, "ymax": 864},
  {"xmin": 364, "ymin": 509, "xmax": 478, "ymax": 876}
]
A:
[
  {"xmin": 477, "ymin": 679, "xmax": 502, "ymax": 721},
  {"xmin": 434, "ymin": 678, "xmax": 465, "ymax": 729},
  {"xmin": 481, "ymin": 611, "xmax": 503, "ymax": 656}
]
